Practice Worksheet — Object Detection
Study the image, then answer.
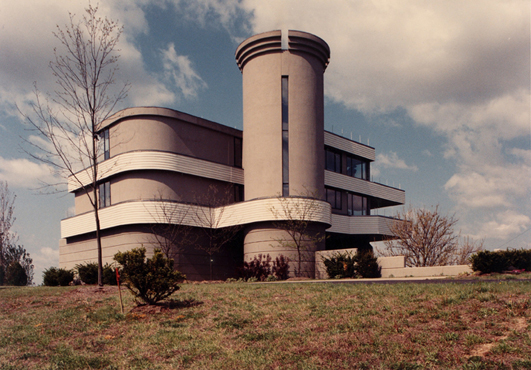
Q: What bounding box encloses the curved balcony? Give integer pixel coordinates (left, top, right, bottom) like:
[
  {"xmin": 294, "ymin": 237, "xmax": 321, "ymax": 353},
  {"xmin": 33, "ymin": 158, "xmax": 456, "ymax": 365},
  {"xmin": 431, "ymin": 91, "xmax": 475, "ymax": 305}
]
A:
[{"xmin": 61, "ymin": 197, "xmax": 332, "ymax": 239}]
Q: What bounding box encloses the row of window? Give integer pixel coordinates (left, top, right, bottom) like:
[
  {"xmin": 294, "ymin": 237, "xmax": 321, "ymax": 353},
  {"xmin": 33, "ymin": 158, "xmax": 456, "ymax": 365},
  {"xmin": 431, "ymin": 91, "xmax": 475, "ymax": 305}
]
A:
[
  {"xmin": 325, "ymin": 147, "xmax": 369, "ymax": 180},
  {"xmin": 326, "ymin": 187, "xmax": 370, "ymax": 216}
]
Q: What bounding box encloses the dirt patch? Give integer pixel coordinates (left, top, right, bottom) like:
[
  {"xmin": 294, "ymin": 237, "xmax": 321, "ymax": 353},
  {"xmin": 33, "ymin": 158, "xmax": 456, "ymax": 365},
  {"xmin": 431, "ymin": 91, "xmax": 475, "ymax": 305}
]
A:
[{"xmin": 470, "ymin": 317, "xmax": 528, "ymax": 357}]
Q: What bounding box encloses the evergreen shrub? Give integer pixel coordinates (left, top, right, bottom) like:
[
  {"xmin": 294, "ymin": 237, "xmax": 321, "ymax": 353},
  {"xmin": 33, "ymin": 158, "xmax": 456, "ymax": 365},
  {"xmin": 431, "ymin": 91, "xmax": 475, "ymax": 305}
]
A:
[
  {"xmin": 323, "ymin": 252, "xmax": 356, "ymax": 279},
  {"xmin": 114, "ymin": 247, "xmax": 185, "ymax": 305},
  {"xmin": 323, "ymin": 250, "xmax": 381, "ymax": 279},
  {"xmin": 76, "ymin": 262, "xmax": 118, "ymax": 285},
  {"xmin": 43, "ymin": 267, "xmax": 74, "ymax": 286},
  {"xmin": 356, "ymin": 250, "xmax": 382, "ymax": 278},
  {"xmin": 5, "ymin": 262, "xmax": 28, "ymax": 286},
  {"xmin": 471, "ymin": 249, "xmax": 531, "ymax": 274}
]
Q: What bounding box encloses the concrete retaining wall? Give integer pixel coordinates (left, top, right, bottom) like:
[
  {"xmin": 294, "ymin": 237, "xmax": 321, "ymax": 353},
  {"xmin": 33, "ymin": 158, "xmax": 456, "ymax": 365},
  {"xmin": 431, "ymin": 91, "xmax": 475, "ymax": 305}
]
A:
[{"xmin": 315, "ymin": 249, "xmax": 472, "ymax": 279}]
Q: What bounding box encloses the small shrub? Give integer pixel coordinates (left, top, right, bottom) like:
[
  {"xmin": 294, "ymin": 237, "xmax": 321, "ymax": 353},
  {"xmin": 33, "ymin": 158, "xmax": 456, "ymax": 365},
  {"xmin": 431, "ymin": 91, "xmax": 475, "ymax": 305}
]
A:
[
  {"xmin": 76, "ymin": 262, "xmax": 119, "ymax": 285},
  {"xmin": 272, "ymin": 255, "xmax": 290, "ymax": 280},
  {"xmin": 5, "ymin": 262, "xmax": 28, "ymax": 286},
  {"xmin": 471, "ymin": 249, "xmax": 531, "ymax": 274},
  {"xmin": 241, "ymin": 254, "xmax": 271, "ymax": 281},
  {"xmin": 76, "ymin": 262, "xmax": 98, "ymax": 284},
  {"xmin": 265, "ymin": 274, "xmax": 278, "ymax": 282},
  {"xmin": 240, "ymin": 254, "xmax": 290, "ymax": 281},
  {"xmin": 356, "ymin": 250, "xmax": 381, "ymax": 278},
  {"xmin": 102, "ymin": 263, "xmax": 119, "ymax": 285},
  {"xmin": 42, "ymin": 267, "xmax": 74, "ymax": 286},
  {"xmin": 323, "ymin": 252, "xmax": 356, "ymax": 279},
  {"xmin": 114, "ymin": 247, "xmax": 185, "ymax": 305},
  {"xmin": 503, "ymin": 249, "xmax": 531, "ymax": 270},
  {"xmin": 323, "ymin": 250, "xmax": 381, "ymax": 279}
]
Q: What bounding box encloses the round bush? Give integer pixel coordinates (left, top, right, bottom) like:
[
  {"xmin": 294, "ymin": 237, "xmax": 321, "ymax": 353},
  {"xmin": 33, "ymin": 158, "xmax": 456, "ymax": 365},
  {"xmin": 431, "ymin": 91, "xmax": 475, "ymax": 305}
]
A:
[
  {"xmin": 43, "ymin": 267, "xmax": 74, "ymax": 286},
  {"xmin": 5, "ymin": 262, "xmax": 28, "ymax": 286}
]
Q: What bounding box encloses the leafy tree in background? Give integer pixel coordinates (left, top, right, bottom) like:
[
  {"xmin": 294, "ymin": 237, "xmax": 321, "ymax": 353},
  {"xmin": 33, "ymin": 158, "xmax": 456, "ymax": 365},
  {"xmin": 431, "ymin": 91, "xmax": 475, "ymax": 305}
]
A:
[
  {"xmin": 5, "ymin": 262, "xmax": 28, "ymax": 286},
  {"xmin": 21, "ymin": 5, "xmax": 129, "ymax": 288},
  {"xmin": 0, "ymin": 181, "xmax": 33, "ymax": 285}
]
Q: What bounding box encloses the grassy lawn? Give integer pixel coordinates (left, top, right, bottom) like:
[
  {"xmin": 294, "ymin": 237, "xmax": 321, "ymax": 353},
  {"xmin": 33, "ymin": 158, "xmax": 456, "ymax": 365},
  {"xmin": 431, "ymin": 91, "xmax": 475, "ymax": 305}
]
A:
[{"xmin": 0, "ymin": 280, "xmax": 530, "ymax": 369}]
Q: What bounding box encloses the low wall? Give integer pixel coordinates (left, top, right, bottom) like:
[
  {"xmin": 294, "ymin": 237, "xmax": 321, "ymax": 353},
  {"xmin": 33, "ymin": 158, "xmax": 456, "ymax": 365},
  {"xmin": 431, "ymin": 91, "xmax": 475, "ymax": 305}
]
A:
[
  {"xmin": 315, "ymin": 249, "xmax": 472, "ymax": 279},
  {"xmin": 381, "ymin": 264, "xmax": 472, "ymax": 278}
]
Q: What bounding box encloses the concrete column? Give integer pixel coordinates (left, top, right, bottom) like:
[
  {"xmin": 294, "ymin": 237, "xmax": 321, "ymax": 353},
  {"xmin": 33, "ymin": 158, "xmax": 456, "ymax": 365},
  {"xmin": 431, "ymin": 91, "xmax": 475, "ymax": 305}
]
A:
[{"xmin": 235, "ymin": 30, "xmax": 331, "ymax": 277}]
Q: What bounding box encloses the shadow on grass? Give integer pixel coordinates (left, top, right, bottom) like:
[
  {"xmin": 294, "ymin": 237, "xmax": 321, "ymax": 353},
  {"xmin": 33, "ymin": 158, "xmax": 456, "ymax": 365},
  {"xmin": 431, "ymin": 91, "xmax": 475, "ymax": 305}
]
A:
[{"xmin": 130, "ymin": 299, "xmax": 203, "ymax": 314}]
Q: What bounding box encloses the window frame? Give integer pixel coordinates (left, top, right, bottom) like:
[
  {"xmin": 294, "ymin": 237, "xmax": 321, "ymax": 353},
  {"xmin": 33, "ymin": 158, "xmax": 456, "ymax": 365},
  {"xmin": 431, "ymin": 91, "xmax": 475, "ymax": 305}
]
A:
[
  {"xmin": 325, "ymin": 147, "xmax": 342, "ymax": 174},
  {"xmin": 98, "ymin": 181, "xmax": 111, "ymax": 209}
]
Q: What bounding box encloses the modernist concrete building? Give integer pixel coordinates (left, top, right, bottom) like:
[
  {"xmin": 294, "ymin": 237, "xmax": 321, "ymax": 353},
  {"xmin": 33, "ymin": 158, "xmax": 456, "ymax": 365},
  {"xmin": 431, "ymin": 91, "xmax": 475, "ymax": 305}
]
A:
[{"xmin": 59, "ymin": 30, "xmax": 405, "ymax": 280}]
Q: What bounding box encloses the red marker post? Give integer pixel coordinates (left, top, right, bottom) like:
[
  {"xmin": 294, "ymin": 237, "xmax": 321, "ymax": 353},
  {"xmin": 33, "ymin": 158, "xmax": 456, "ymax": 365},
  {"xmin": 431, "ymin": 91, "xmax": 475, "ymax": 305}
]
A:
[{"xmin": 116, "ymin": 267, "xmax": 124, "ymax": 314}]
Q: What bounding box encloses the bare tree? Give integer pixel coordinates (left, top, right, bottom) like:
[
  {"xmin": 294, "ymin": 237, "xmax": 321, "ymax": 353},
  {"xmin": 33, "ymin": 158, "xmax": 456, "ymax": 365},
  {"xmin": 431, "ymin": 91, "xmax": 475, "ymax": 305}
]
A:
[
  {"xmin": 0, "ymin": 181, "xmax": 34, "ymax": 285},
  {"xmin": 270, "ymin": 190, "xmax": 326, "ymax": 277},
  {"xmin": 379, "ymin": 205, "xmax": 481, "ymax": 267},
  {"xmin": 148, "ymin": 193, "xmax": 197, "ymax": 262},
  {"xmin": 21, "ymin": 5, "xmax": 129, "ymax": 287},
  {"xmin": 192, "ymin": 184, "xmax": 241, "ymax": 280},
  {"xmin": 452, "ymin": 236, "xmax": 484, "ymax": 265}
]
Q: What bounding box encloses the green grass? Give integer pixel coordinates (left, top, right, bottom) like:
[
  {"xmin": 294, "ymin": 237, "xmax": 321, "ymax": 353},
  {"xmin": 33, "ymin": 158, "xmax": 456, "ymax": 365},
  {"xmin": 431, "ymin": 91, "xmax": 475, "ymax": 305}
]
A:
[{"xmin": 0, "ymin": 281, "xmax": 530, "ymax": 369}]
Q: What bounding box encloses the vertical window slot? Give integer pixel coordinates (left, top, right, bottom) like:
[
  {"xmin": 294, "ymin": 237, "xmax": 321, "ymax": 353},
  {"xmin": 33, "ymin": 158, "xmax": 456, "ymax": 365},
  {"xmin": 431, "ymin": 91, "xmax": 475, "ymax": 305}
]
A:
[{"xmin": 282, "ymin": 76, "xmax": 289, "ymax": 197}]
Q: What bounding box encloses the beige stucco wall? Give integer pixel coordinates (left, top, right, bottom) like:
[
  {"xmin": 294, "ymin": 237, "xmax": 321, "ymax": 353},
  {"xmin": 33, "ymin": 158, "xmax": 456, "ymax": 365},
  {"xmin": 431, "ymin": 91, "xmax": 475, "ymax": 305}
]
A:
[
  {"xmin": 59, "ymin": 228, "xmax": 156, "ymax": 270},
  {"xmin": 237, "ymin": 30, "xmax": 328, "ymax": 200},
  {"xmin": 241, "ymin": 51, "xmax": 283, "ymax": 199},
  {"xmin": 237, "ymin": 31, "xmax": 330, "ymax": 278},
  {"xmin": 109, "ymin": 116, "xmax": 238, "ymax": 167},
  {"xmin": 244, "ymin": 222, "xmax": 325, "ymax": 278},
  {"xmin": 60, "ymin": 225, "xmax": 241, "ymax": 281}
]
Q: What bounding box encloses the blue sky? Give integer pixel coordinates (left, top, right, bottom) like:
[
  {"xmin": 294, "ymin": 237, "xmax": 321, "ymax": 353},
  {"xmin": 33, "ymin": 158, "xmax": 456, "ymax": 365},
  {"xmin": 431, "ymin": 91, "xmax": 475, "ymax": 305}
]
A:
[{"xmin": 0, "ymin": 0, "xmax": 529, "ymax": 283}]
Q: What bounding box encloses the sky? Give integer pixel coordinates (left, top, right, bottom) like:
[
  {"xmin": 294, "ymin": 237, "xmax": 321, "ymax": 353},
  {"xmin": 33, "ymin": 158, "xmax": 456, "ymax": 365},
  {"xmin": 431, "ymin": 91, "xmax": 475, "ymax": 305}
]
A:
[{"xmin": 0, "ymin": 0, "xmax": 529, "ymax": 284}]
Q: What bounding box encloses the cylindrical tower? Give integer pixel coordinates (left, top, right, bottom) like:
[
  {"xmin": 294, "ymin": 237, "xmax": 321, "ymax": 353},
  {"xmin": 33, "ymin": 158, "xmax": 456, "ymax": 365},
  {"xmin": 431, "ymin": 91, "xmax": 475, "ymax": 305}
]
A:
[{"xmin": 236, "ymin": 30, "xmax": 331, "ymax": 277}]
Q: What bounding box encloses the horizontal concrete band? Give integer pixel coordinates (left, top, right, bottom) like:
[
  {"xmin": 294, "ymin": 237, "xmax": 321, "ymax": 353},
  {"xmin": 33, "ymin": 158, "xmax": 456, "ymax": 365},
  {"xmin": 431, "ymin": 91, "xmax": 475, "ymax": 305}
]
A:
[
  {"xmin": 324, "ymin": 131, "xmax": 375, "ymax": 161},
  {"xmin": 61, "ymin": 197, "xmax": 332, "ymax": 239},
  {"xmin": 68, "ymin": 151, "xmax": 244, "ymax": 192},
  {"xmin": 327, "ymin": 214, "xmax": 400, "ymax": 235},
  {"xmin": 325, "ymin": 171, "xmax": 405, "ymax": 205}
]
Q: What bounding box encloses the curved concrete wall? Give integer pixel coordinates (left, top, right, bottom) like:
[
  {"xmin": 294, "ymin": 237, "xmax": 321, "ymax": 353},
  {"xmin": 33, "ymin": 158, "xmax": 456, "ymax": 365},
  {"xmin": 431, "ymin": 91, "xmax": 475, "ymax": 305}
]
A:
[
  {"xmin": 236, "ymin": 30, "xmax": 331, "ymax": 276},
  {"xmin": 236, "ymin": 30, "xmax": 330, "ymax": 200}
]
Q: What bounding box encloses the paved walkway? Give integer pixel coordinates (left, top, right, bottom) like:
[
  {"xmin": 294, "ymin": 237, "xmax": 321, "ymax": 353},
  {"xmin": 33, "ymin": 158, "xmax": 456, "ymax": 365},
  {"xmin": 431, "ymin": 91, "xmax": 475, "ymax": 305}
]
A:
[{"xmin": 262, "ymin": 277, "xmax": 531, "ymax": 285}]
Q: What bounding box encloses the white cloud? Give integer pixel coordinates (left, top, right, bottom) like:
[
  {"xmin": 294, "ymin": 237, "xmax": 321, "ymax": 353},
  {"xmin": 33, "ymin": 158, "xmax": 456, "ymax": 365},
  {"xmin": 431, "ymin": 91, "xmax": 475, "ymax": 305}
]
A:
[
  {"xmin": 238, "ymin": 0, "xmax": 529, "ymax": 111},
  {"xmin": 162, "ymin": 43, "xmax": 208, "ymax": 99},
  {"xmin": 374, "ymin": 152, "xmax": 418, "ymax": 173},
  {"xmin": 0, "ymin": 157, "xmax": 59, "ymax": 189},
  {"xmin": 0, "ymin": 0, "xmax": 177, "ymax": 120},
  {"xmin": 471, "ymin": 210, "xmax": 531, "ymax": 241}
]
